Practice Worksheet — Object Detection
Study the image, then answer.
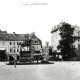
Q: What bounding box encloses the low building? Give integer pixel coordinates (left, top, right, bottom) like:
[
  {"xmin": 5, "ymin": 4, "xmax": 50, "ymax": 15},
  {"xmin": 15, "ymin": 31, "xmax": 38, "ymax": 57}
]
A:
[
  {"xmin": 0, "ymin": 30, "xmax": 42, "ymax": 61},
  {"xmin": 42, "ymin": 42, "xmax": 50, "ymax": 61}
]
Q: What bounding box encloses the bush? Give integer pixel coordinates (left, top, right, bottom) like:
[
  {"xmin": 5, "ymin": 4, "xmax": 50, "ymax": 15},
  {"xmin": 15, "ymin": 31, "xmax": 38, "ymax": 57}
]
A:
[{"xmin": 73, "ymin": 57, "xmax": 80, "ymax": 61}]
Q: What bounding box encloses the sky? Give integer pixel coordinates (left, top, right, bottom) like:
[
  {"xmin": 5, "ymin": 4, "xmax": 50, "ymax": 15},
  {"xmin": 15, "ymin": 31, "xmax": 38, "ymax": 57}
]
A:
[{"xmin": 0, "ymin": 0, "xmax": 80, "ymax": 45}]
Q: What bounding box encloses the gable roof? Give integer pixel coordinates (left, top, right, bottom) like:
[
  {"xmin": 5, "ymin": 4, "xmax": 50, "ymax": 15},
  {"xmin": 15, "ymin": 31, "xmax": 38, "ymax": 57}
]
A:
[
  {"xmin": 0, "ymin": 33, "xmax": 24, "ymax": 41},
  {"xmin": 0, "ymin": 30, "xmax": 42, "ymax": 42},
  {"xmin": 51, "ymin": 22, "xmax": 80, "ymax": 37}
]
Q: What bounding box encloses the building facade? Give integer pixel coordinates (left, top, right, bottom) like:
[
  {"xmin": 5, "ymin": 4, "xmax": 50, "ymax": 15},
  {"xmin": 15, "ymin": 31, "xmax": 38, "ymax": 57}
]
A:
[
  {"xmin": 51, "ymin": 22, "xmax": 80, "ymax": 53},
  {"xmin": 0, "ymin": 30, "xmax": 42, "ymax": 61},
  {"xmin": 42, "ymin": 42, "xmax": 49, "ymax": 61}
]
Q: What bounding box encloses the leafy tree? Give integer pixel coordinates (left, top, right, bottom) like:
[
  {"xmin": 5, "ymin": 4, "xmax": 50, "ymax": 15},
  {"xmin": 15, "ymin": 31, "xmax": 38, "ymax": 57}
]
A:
[{"xmin": 57, "ymin": 22, "xmax": 75, "ymax": 60}]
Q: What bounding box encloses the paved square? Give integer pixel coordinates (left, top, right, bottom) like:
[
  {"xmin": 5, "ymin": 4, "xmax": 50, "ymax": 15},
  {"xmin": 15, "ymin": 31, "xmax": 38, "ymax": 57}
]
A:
[{"xmin": 0, "ymin": 62, "xmax": 80, "ymax": 80}]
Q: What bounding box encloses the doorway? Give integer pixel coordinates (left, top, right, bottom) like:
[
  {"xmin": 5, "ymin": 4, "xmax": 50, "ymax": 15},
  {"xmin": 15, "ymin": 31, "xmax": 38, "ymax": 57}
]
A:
[{"xmin": 0, "ymin": 50, "xmax": 6, "ymax": 61}]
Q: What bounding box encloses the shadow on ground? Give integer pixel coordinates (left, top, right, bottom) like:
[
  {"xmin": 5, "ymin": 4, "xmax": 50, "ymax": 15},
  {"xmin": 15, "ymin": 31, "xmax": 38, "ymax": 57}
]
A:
[{"xmin": 6, "ymin": 61, "xmax": 54, "ymax": 65}]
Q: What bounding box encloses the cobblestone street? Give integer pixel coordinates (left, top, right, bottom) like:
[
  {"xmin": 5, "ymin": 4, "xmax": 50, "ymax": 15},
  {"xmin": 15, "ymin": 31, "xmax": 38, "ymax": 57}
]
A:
[{"xmin": 0, "ymin": 62, "xmax": 80, "ymax": 80}]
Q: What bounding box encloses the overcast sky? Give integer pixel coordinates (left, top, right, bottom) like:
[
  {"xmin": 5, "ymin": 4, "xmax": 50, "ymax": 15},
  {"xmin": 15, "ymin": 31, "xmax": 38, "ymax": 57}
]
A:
[{"xmin": 0, "ymin": 0, "xmax": 80, "ymax": 45}]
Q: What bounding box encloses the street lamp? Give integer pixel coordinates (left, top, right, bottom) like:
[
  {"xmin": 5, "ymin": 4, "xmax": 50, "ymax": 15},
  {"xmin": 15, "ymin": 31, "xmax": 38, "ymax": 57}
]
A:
[{"xmin": 13, "ymin": 46, "xmax": 16, "ymax": 68}]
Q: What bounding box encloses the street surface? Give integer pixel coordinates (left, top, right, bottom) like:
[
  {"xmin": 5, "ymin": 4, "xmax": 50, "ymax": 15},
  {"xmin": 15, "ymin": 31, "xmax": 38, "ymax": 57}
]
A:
[{"xmin": 0, "ymin": 61, "xmax": 80, "ymax": 80}]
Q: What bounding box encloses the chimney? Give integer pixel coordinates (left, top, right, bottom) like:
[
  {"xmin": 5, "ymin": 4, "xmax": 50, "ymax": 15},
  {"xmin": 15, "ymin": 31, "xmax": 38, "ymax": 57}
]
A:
[
  {"xmin": 5, "ymin": 30, "xmax": 7, "ymax": 33},
  {"xmin": 32, "ymin": 32, "xmax": 35, "ymax": 34},
  {"xmin": 13, "ymin": 32, "xmax": 15, "ymax": 35},
  {"xmin": 45, "ymin": 41, "xmax": 49, "ymax": 47},
  {"xmin": 31, "ymin": 32, "xmax": 35, "ymax": 35}
]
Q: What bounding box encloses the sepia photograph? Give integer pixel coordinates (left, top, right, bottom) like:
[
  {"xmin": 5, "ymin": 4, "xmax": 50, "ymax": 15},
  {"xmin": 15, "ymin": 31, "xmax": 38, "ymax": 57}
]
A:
[{"xmin": 0, "ymin": 0, "xmax": 80, "ymax": 80}]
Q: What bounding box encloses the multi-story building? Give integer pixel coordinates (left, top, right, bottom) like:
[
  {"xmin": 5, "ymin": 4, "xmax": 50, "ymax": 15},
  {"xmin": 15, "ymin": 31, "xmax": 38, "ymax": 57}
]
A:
[
  {"xmin": 51, "ymin": 22, "xmax": 80, "ymax": 54},
  {"xmin": 42, "ymin": 42, "xmax": 50, "ymax": 61},
  {"xmin": 0, "ymin": 30, "xmax": 42, "ymax": 61}
]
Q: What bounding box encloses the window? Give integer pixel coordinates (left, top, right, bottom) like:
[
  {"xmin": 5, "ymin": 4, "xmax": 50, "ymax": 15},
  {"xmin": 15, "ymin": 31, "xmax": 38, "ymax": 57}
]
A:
[
  {"xmin": 10, "ymin": 48, "xmax": 12, "ymax": 52},
  {"xmin": 14, "ymin": 49, "xmax": 15, "ymax": 52},
  {"xmin": 17, "ymin": 42, "xmax": 18, "ymax": 45},
  {"xmin": 13, "ymin": 49, "xmax": 16, "ymax": 52},
  {"xmin": 32, "ymin": 46, "xmax": 35, "ymax": 50},
  {"xmin": 72, "ymin": 45, "xmax": 73, "ymax": 48},
  {"xmin": 73, "ymin": 45, "xmax": 75, "ymax": 49},
  {"xmin": 35, "ymin": 41, "xmax": 37, "ymax": 43},
  {"xmin": 78, "ymin": 38, "xmax": 80, "ymax": 42},
  {"xmin": 35, "ymin": 41, "xmax": 38, "ymax": 43},
  {"xmin": 37, "ymin": 46, "xmax": 38, "ymax": 49},
  {"xmin": 78, "ymin": 31, "xmax": 80, "ymax": 35},
  {"xmin": 3, "ymin": 42, "xmax": 5, "ymax": 45},
  {"xmin": 73, "ymin": 38, "xmax": 75, "ymax": 42},
  {"xmin": 31, "ymin": 41, "xmax": 33, "ymax": 43},
  {"xmin": 10, "ymin": 42, "xmax": 12, "ymax": 45},
  {"xmin": 17, "ymin": 49, "xmax": 19, "ymax": 52},
  {"xmin": 13, "ymin": 42, "xmax": 15, "ymax": 45}
]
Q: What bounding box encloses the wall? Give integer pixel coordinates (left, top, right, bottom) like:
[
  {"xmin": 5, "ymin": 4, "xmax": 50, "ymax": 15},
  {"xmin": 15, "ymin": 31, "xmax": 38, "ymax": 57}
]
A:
[
  {"xmin": 0, "ymin": 41, "xmax": 23, "ymax": 55},
  {"xmin": 51, "ymin": 29, "xmax": 61, "ymax": 52}
]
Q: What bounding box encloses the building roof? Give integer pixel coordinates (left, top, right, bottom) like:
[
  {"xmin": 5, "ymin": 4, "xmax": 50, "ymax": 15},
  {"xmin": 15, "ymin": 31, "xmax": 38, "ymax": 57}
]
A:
[
  {"xmin": 51, "ymin": 22, "xmax": 80, "ymax": 37},
  {"xmin": 0, "ymin": 33, "xmax": 25, "ymax": 41},
  {"xmin": 0, "ymin": 30, "xmax": 41, "ymax": 42},
  {"xmin": 51, "ymin": 22, "xmax": 64, "ymax": 33}
]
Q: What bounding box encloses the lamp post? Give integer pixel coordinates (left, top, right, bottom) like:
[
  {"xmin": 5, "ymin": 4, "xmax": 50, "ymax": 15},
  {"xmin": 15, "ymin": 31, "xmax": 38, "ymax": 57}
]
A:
[{"xmin": 13, "ymin": 46, "xmax": 16, "ymax": 68}]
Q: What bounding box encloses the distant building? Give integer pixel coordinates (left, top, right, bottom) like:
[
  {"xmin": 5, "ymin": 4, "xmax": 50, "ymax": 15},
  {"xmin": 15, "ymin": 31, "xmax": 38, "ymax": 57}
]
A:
[
  {"xmin": 51, "ymin": 22, "xmax": 80, "ymax": 53},
  {"xmin": 42, "ymin": 42, "xmax": 50, "ymax": 61},
  {"xmin": 0, "ymin": 30, "xmax": 42, "ymax": 61}
]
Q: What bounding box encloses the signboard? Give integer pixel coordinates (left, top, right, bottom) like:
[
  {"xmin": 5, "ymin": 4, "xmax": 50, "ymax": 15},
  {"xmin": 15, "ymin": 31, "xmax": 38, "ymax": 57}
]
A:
[{"xmin": 0, "ymin": 48, "xmax": 5, "ymax": 50}]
